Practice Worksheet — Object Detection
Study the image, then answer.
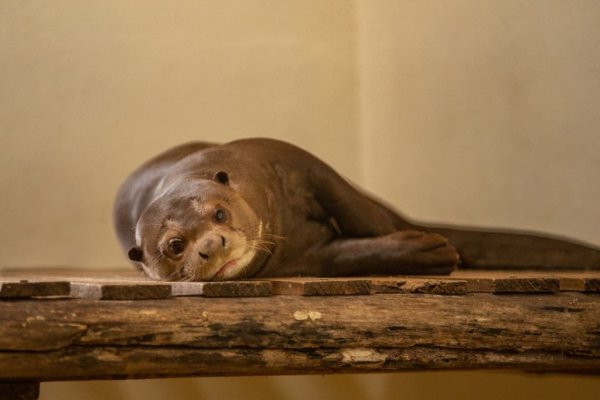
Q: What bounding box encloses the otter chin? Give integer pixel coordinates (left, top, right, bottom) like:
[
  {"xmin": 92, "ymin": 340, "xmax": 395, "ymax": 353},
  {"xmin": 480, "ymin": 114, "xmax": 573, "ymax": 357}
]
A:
[{"xmin": 115, "ymin": 138, "xmax": 600, "ymax": 281}]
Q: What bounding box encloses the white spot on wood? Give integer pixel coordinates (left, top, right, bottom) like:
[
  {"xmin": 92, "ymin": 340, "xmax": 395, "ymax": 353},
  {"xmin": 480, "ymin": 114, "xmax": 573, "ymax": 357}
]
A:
[
  {"xmin": 293, "ymin": 310, "xmax": 322, "ymax": 321},
  {"xmin": 308, "ymin": 311, "xmax": 322, "ymax": 320},
  {"xmin": 341, "ymin": 349, "xmax": 387, "ymax": 364},
  {"xmin": 293, "ymin": 311, "xmax": 308, "ymax": 320},
  {"xmin": 96, "ymin": 351, "xmax": 124, "ymax": 362}
]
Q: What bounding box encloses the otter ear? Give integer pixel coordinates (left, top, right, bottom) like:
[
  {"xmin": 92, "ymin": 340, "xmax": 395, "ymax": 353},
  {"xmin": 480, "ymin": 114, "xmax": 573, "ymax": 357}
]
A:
[
  {"xmin": 214, "ymin": 171, "xmax": 230, "ymax": 185},
  {"xmin": 128, "ymin": 247, "xmax": 144, "ymax": 262}
]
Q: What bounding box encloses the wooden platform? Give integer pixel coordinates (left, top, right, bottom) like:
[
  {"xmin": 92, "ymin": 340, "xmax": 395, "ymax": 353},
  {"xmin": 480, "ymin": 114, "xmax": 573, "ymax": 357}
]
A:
[{"xmin": 1, "ymin": 268, "xmax": 599, "ymax": 399}]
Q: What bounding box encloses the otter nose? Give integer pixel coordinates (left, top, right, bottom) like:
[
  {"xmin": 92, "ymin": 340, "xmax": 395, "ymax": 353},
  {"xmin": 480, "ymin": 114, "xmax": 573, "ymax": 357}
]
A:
[{"xmin": 198, "ymin": 234, "xmax": 226, "ymax": 260}]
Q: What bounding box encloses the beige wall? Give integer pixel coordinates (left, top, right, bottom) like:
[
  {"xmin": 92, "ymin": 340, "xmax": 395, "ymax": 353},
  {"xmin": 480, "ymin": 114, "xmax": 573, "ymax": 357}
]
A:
[
  {"xmin": 359, "ymin": 0, "xmax": 600, "ymax": 245},
  {"xmin": 2, "ymin": 1, "xmax": 600, "ymax": 399},
  {"xmin": 0, "ymin": 0, "xmax": 358, "ymax": 268}
]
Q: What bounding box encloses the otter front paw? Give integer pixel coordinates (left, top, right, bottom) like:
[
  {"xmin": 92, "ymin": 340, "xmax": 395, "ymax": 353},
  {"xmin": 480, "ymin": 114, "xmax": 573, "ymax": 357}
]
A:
[{"xmin": 388, "ymin": 230, "xmax": 460, "ymax": 274}]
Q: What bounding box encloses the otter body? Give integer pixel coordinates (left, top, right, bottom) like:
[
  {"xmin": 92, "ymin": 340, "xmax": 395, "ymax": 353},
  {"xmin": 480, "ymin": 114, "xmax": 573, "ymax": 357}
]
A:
[{"xmin": 114, "ymin": 138, "xmax": 600, "ymax": 281}]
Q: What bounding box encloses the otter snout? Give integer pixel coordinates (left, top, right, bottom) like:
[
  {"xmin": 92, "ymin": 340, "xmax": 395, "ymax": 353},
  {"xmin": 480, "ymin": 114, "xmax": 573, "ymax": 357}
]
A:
[{"xmin": 197, "ymin": 233, "xmax": 226, "ymax": 260}]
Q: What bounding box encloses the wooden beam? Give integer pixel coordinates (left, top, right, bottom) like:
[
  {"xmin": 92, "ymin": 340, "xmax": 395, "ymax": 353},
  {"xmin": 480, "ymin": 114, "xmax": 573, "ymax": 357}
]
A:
[
  {"xmin": 0, "ymin": 381, "xmax": 39, "ymax": 400},
  {"xmin": 0, "ymin": 292, "xmax": 598, "ymax": 381}
]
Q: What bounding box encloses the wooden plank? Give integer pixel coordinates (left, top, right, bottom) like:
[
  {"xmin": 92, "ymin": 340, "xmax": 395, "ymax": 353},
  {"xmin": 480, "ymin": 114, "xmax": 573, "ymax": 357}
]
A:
[
  {"xmin": 450, "ymin": 270, "xmax": 600, "ymax": 293},
  {"xmin": 398, "ymin": 278, "xmax": 468, "ymax": 295},
  {"xmin": 493, "ymin": 278, "xmax": 560, "ymax": 294},
  {"xmin": 0, "ymin": 281, "xmax": 70, "ymax": 299},
  {"xmin": 464, "ymin": 278, "xmax": 496, "ymax": 293},
  {"xmin": 0, "ymin": 293, "xmax": 599, "ymax": 380},
  {"xmin": 450, "ymin": 270, "xmax": 600, "ymax": 279},
  {"xmin": 171, "ymin": 281, "xmax": 272, "ymax": 297},
  {"xmin": 0, "ymin": 381, "xmax": 39, "ymax": 400},
  {"xmin": 70, "ymin": 282, "xmax": 171, "ymax": 300},
  {"xmin": 271, "ymin": 278, "xmax": 371, "ymax": 296},
  {"xmin": 559, "ymin": 278, "xmax": 586, "ymax": 292},
  {"xmin": 367, "ymin": 277, "xmax": 407, "ymax": 294},
  {"xmin": 583, "ymin": 278, "xmax": 600, "ymax": 292}
]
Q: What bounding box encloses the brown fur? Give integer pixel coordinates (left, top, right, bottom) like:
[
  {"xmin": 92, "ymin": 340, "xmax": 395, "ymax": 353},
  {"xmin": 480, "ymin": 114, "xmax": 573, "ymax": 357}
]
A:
[{"xmin": 114, "ymin": 138, "xmax": 600, "ymax": 281}]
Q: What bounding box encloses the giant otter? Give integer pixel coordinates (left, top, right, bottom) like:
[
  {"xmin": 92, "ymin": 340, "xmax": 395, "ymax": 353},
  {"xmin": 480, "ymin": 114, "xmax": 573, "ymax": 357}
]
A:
[{"xmin": 114, "ymin": 138, "xmax": 600, "ymax": 281}]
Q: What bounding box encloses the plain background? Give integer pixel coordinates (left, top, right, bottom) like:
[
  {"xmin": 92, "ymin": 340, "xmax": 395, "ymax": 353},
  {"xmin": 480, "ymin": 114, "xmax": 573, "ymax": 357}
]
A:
[{"xmin": 1, "ymin": 1, "xmax": 599, "ymax": 398}]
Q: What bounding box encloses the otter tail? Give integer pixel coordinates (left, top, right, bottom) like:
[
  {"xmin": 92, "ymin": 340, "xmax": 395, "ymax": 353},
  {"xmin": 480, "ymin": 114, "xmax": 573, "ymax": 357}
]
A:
[
  {"xmin": 365, "ymin": 195, "xmax": 600, "ymax": 271},
  {"xmin": 420, "ymin": 224, "xmax": 600, "ymax": 271}
]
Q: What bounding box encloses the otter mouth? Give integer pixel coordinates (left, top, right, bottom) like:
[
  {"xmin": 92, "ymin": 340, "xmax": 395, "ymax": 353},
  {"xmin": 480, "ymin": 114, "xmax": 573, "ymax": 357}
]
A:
[
  {"xmin": 208, "ymin": 249, "xmax": 257, "ymax": 281},
  {"xmin": 213, "ymin": 259, "xmax": 239, "ymax": 280}
]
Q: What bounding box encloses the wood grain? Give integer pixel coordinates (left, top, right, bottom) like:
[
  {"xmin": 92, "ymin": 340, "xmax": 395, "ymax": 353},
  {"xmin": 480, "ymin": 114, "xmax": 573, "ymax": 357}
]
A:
[
  {"xmin": 0, "ymin": 292, "xmax": 599, "ymax": 380},
  {"xmin": 396, "ymin": 279, "xmax": 468, "ymax": 295},
  {"xmin": 70, "ymin": 282, "xmax": 171, "ymax": 300},
  {"xmin": 367, "ymin": 277, "xmax": 407, "ymax": 294},
  {"xmin": 271, "ymin": 278, "xmax": 371, "ymax": 296},
  {"xmin": 493, "ymin": 278, "xmax": 560, "ymax": 293},
  {"xmin": 0, "ymin": 281, "xmax": 70, "ymax": 299},
  {"xmin": 0, "ymin": 381, "xmax": 39, "ymax": 400},
  {"xmin": 171, "ymin": 281, "xmax": 272, "ymax": 297},
  {"xmin": 583, "ymin": 278, "xmax": 600, "ymax": 292}
]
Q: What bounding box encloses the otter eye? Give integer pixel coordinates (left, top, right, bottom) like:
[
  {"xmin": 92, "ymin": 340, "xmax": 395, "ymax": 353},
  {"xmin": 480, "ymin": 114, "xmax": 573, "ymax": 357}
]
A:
[
  {"xmin": 214, "ymin": 209, "xmax": 228, "ymax": 223},
  {"xmin": 168, "ymin": 238, "xmax": 186, "ymax": 255}
]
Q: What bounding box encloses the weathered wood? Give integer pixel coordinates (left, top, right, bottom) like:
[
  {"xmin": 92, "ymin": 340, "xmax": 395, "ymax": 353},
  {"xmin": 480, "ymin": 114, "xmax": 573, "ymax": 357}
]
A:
[
  {"xmin": 271, "ymin": 278, "xmax": 371, "ymax": 296},
  {"xmin": 1, "ymin": 268, "xmax": 600, "ymax": 387},
  {"xmin": 0, "ymin": 381, "xmax": 39, "ymax": 400},
  {"xmin": 583, "ymin": 278, "xmax": 600, "ymax": 292},
  {"xmin": 0, "ymin": 293, "xmax": 599, "ymax": 380},
  {"xmin": 367, "ymin": 277, "xmax": 407, "ymax": 294},
  {"xmin": 493, "ymin": 278, "xmax": 560, "ymax": 293},
  {"xmin": 0, "ymin": 347, "xmax": 597, "ymax": 381},
  {"xmin": 171, "ymin": 281, "xmax": 272, "ymax": 297},
  {"xmin": 70, "ymin": 282, "xmax": 171, "ymax": 300},
  {"xmin": 559, "ymin": 278, "xmax": 586, "ymax": 292},
  {"xmin": 395, "ymin": 278, "xmax": 468, "ymax": 295},
  {"xmin": 3, "ymin": 268, "xmax": 599, "ymax": 294},
  {"xmin": 0, "ymin": 281, "xmax": 70, "ymax": 299},
  {"xmin": 0, "ymin": 320, "xmax": 87, "ymax": 352},
  {"xmin": 449, "ymin": 270, "xmax": 600, "ymax": 293},
  {"xmin": 463, "ymin": 278, "xmax": 496, "ymax": 293}
]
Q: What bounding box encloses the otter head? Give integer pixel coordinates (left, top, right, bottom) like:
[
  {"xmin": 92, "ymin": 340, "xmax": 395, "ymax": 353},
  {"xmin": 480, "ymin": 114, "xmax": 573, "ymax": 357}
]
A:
[{"xmin": 128, "ymin": 171, "xmax": 269, "ymax": 281}]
